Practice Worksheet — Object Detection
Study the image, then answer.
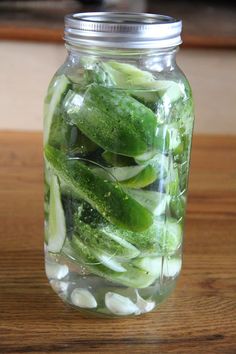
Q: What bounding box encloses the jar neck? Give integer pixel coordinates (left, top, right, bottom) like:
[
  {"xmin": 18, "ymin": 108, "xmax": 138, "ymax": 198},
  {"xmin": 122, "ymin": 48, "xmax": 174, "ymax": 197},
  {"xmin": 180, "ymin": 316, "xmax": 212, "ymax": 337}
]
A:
[{"xmin": 65, "ymin": 43, "xmax": 178, "ymax": 71}]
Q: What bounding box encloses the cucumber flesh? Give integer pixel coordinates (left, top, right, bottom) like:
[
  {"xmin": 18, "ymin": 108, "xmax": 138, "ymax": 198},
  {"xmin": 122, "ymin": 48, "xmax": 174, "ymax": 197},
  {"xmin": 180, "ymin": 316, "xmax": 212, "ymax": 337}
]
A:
[
  {"xmin": 111, "ymin": 165, "xmax": 157, "ymax": 189},
  {"xmin": 74, "ymin": 218, "xmax": 140, "ymax": 260},
  {"xmin": 125, "ymin": 189, "xmax": 168, "ymax": 216},
  {"xmin": 135, "ymin": 153, "xmax": 168, "ymax": 181},
  {"xmin": 161, "ymin": 219, "xmax": 182, "ymax": 254},
  {"xmin": 133, "ymin": 256, "xmax": 182, "ymax": 278},
  {"xmin": 44, "ymin": 75, "xmax": 70, "ymax": 145},
  {"xmin": 132, "ymin": 256, "xmax": 163, "ymax": 278},
  {"xmin": 93, "ymin": 165, "xmax": 157, "ymax": 189},
  {"xmin": 135, "ymin": 150, "xmax": 157, "ymax": 163},
  {"xmin": 101, "ymin": 61, "xmax": 183, "ymax": 104},
  {"xmin": 93, "ymin": 252, "xmax": 126, "ymax": 273},
  {"xmin": 63, "ymin": 89, "xmax": 84, "ymax": 115},
  {"xmin": 106, "ymin": 165, "xmax": 145, "ymax": 181},
  {"xmin": 170, "ymin": 195, "xmax": 186, "ymax": 220},
  {"xmin": 165, "ymin": 160, "xmax": 180, "ymax": 196},
  {"xmin": 47, "ymin": 175, "xmax": 66, "ymax": 253},
  {"xmin": 102, "ymin": 61, "xmax": 156, "ymax": 89},
  {"xmin": 119, "ymin": 165, "xmax": 157, "ymax": 189},
  {"xmin": 161, "ymin": 81, "xmax": 184, "ymax": 103}
]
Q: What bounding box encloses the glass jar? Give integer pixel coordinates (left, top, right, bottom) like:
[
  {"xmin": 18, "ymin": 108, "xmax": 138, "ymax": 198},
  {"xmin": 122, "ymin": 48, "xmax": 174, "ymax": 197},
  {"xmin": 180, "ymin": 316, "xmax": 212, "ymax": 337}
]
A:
[{"xmin": 44, "ymin": 12, "xmax": 194, "ymax": 317}]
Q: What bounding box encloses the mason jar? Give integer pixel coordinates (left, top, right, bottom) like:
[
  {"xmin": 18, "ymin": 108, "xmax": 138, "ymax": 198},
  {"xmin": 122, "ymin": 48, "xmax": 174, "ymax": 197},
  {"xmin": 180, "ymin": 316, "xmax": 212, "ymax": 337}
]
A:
[{"xmin": 44, "ymin": 12, "xmax": 194, "ymax": 317}]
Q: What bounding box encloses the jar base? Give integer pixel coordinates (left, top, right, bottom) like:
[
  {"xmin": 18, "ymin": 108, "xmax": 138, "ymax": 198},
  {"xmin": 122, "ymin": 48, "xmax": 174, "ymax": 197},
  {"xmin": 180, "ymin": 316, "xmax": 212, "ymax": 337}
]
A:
[{"xmin": 45, "ymin": 250, "xmax": 180, "ymax": 318}]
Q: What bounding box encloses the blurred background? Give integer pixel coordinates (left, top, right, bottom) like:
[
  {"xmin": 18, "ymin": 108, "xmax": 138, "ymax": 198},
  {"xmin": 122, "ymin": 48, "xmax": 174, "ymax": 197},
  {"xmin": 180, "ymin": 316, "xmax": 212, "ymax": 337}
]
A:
[{"xmin": 0, "ymin": 0, "xmax": 235, "ymax": 133}]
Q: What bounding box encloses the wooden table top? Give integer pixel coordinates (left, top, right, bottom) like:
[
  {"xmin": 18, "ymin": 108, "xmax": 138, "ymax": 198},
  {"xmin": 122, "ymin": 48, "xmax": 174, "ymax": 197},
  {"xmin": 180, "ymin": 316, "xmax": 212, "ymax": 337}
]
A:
[
  {"xmin": 0, "ymin": 132, "xmax": 235, "ymax": 354},
  {"xmin": 1, "ymin": 1, "xmax": 236, "ymax": 48}
]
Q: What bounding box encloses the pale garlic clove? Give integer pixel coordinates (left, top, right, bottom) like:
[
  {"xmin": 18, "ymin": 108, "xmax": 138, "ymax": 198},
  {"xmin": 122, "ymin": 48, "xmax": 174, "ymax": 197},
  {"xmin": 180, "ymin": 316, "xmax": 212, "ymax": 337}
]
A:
[
  {"xmin": 105, "ymin": 292, "xmax": 138, "ymax": 316},
  {"xmin": 163, "ymin": 258, "xmax": 182, "ymax": 277},
  {"xmin": 134, "ymin": 289, "xmax": 156, "ymax": 315},
  {"xmin": 45, "ymin": 262, "xmax": 69, "ymax": 280},
  {"xmin": 71, "ymin": 288, "xmax": 97, "ymax": 308},
  {"xmin": 50, "ymin": 279, "xmax": 69, "ymax": 293}
]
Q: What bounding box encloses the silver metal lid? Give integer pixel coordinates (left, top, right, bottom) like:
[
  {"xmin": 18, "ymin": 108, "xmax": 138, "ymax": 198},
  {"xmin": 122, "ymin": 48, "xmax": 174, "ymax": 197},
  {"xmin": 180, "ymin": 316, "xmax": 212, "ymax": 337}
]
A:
[{"xmin": 64, "ymin": 12, "xmax": 182, "ymax": 49}]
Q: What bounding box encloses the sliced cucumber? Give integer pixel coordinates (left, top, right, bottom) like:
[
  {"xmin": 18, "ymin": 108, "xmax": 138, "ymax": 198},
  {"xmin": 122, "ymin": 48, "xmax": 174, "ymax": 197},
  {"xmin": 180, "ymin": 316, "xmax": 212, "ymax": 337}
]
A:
[
  {"xmin": 45, "ymin": 146, "xmax": 153, "ymax": 232},
  {"xmin": 132, "ymin": 256, "xmax": 163, "ymax": 278},
  {"xmin": 154, "ymin": 124, "xmax": 183, "ymax": 156},
  {"xmin": 169, "ymin": 195, "xmax": 186, "ymax": 220},
  {"xmin": 63, "ymin": 89, "xmax": 84, "ymax": 114},
  {"xmin": 107, "ymin": 165, "xmax": 144, "ymax": 181},
  {"xmin": 93, "ymin": 165, "xmax": 158, "ymax": 189},
  {"xmin": 65, "ymin": 85, "xmax": 158, "ymax": 157},
  {"xmin": 101, "ymin": 61, "xmax": 183, "ymax": 103},
  {"xmin": 64, "ymin": 235, "xmax": 181, "ymax": 289},
  {"xmin": 135, "ymin": 150, "xmax": 158, "ymax": 163},
  {"xmin": 98, "ymin": 223, "xmax": 157, "ymax": 256},
  {"xmin": 166, "ymin": 124, "xmax": 183, "ymax": 155},
  {"xmin": 102, "ymin": 151, "xmax": 135, "ymax": 167},
  {"xmin": 78, "ymin": 59, "xmax": 181, "ymax": 100},
  {"xmin": 133, "ymin": 255, "xmax": 182, "ymax": 278},
  {"xmin": 161, "ymin": 81, "xmax": 184, "ymax": 103},
  {"xmin": 129, "ymin": 81, "xmax": 183, "ymax": 108},
  {"xmin": 102, "ymin": 61, "xmax": 155, "ymax": 88},
  {"xmin": 44, "ymin": 75, "xmax": 71, "ymax": 146},
  {"xmin": 136, "ymin": 123, "xmax": 183, "ymax": 159},
  {"xmin": 46, "ymin": 86, "xmax": 93, "ymax": 154},
  {"xmin": 114, "ymin": 165, "xmax": 157, "ymax": 189},
  {"xmin": 44, "ymin": 159, "xmax": 52, "ymax": 186},
  {"xmin": 62, "ymin": 215, "xmax": 181, "ymax": 287},
  {"xmin": 99, "ymin": 217, "xmax": 181, "ymax": 257},
  {"xmin": 165, "ymin": 160, "xmax": 180, "ymax": 196},
  {"xmin": 125, "ymin": 189, "xmax": 168, "ymax": 216},
  {"xmin": 158, "ymin": 218, "xmax": 182, "ymax": 254},
  {"xmin": 47, "ymin": 175, "xmax": 66, "ymax": 253},
  {"xmin": 84, "ymin": 62, "xmax": 114, "ymax": 87},
  {"xmin": 63, "ymin": 238, "xmax": 157, "ymax": 288},
  {"xmin": 135, "ymin": 153, "xmax": 169, "ymax": 182},
  {"xmin": 93, "ymin": 252, "xmax": 126, "ymax": 273},
  {"xmin": 74, "ymin": 219, "xmax": 140, "ymax": 260}
]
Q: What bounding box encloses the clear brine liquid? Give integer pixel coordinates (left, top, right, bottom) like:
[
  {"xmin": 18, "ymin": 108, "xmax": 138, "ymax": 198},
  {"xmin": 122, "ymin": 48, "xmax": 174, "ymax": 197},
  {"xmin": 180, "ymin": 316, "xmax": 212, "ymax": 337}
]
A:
[{"xmin": 45, "ymin": 247, "xmax": 181, "ymax": 317}]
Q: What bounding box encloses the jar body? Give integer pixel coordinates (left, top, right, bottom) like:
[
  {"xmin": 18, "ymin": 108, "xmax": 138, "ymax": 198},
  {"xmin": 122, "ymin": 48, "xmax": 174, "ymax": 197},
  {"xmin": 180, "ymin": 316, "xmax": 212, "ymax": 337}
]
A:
[{"xmin": 44, "ymin": 46, "xmax": 194, "ymax": 317}]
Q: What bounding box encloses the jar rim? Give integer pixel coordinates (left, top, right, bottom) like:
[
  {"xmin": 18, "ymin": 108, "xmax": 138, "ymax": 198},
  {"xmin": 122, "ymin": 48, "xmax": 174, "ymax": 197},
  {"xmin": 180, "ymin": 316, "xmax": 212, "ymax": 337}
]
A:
[{"xmin": 64, "ymin": 12, "xmax": 182, "ymax": 49}]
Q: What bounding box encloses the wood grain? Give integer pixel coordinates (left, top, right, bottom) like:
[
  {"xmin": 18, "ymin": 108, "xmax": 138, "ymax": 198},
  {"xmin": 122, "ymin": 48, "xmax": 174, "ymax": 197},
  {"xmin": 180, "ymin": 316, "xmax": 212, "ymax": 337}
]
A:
[
  {"xmin": 1, "ymin": 1, "xmax": 236, "ymax": 48},
  {"xmin": 1, "ymin": 25, "xmax": 236, "ymax": 49},
  {"xmin": 0, "ymin": 26, "xmax": 63, "ymax": 43},
  {"xmin": 0, "ymin": 132, "xmax": 235, "ymax": 354}
]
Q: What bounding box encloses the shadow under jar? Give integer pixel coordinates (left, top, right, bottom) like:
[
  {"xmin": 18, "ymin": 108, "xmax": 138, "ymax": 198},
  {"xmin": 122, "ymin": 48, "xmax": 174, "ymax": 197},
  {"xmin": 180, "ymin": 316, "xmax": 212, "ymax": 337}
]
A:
[{"xmin": 44, "ymin": 12, "xmax": 194, "ymax": 318}]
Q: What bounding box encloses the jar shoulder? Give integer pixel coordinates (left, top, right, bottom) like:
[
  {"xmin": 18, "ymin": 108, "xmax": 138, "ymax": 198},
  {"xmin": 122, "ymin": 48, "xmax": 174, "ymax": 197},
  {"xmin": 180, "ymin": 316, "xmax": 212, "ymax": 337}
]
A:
[{"xmin": 49, "ymin": 55, "xmax": 191, "ymax": 92}]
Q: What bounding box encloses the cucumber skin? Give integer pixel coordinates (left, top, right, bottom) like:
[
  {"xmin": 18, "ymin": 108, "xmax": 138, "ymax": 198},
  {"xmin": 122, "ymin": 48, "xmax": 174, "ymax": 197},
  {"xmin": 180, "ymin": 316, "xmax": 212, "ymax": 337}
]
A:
[
  {"xmin": 74, "ymin": 218, "xmax": 140, "ymax": 260},
  {"xmin": 48, "ymin": 104, "xmax": 97, "ymax": 156},
  {"xmin": 63, "ymin": 237, "xmax": 157, "ymax": 288},
  {"xmin": 45, "ymin": 145, "xmax": 153, "ymax": 232},
  {"xmin": 83, "ymin": 217, "xmax": 182, "ymax": 257},
  {"xmin": 169, "ymin": 195, "xmax": 186, "ymax": 220},
  {"xmin": 66, "ymin": 85, "xmax": 158, "ymax": 157},
  {"xmin": 100, "ymin": 164, "xmax": 158, "ymax": 189},
  {"xmin": 119, "ymin": 164, "xmax": 157, "ymax": 189},
  {"xmin": 102, "ymin": 151, "xmax": 135, "ymax": 167}
]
